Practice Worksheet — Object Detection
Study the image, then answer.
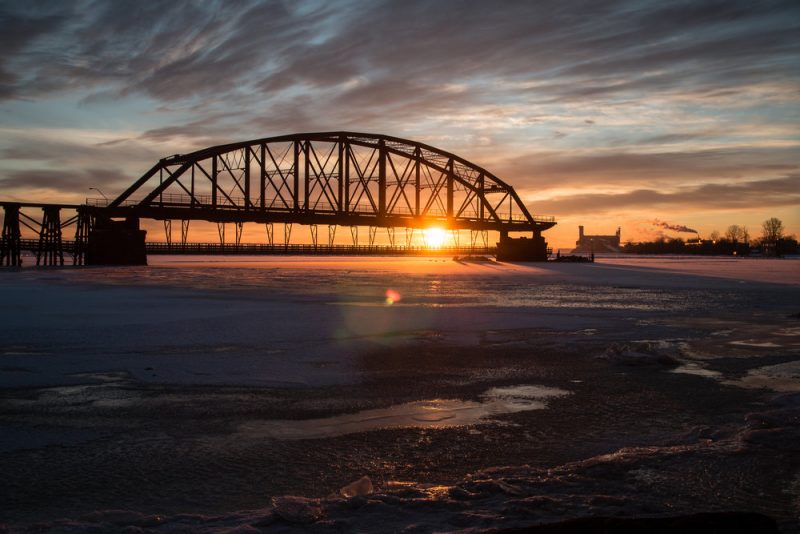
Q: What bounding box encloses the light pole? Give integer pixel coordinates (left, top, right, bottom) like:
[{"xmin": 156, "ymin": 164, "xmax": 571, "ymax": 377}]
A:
[{"xmin": 88, "ymin": 187, "xmax": 108, "ymax": 204}]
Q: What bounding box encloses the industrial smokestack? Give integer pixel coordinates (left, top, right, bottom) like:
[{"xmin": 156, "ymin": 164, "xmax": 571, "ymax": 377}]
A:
[{"xmin": 651, "ymin": 219, "xmax": 698, "ymax": 234}]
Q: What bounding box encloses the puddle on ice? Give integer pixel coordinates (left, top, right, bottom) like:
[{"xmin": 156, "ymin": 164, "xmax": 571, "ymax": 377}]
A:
[
  {"xmin": 670, "ymin": 363, "xmax": 722, "ymax": 378},
  {"xmin": 774, "ymin": 327, "xmax": 800, "ymax": 337},
  {"xmin": 728, "ymin": 340, "xmax": 781, "ymax": 348},
  {"xmin": 725, "ymin": 361, "xmax": 800, "ymax": 393},
  {"xmin": 237, "ymin": 385, "xmax": 570, "ymax": 440}
]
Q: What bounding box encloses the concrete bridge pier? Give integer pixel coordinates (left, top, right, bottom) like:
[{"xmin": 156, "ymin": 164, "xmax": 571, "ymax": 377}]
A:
[
  {"xmin": 87, "ymin": 216, "xmax": 147, "ymax": 265},
  {"xmin": 495, "ymin": 230, "xmax": 549, "ymax": 261}
]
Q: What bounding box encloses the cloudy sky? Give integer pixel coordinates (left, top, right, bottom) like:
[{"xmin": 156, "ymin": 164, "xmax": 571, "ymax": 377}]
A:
[{"xmin": 1, "ymin": 0, "xmax": 798, "ymax": 247}]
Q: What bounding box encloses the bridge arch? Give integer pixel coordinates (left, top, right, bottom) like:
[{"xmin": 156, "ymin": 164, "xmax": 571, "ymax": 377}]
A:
[{"xmin": 109, "ymin": 132, "xmax": 554, "ymax": 232}]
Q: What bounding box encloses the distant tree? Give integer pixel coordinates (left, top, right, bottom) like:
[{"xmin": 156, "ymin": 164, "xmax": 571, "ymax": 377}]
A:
[
  {"xmin": 725, "ymin": 225, "xmax": 744, "ymax": 242},
  {"xmin": 741, "ymin": 226, "xmax": 750, "ymax": 244},
  {"xmin": 709, "ymin": 230, "xmax": 720, "ymax": 242},
  {"xmin": 761, "ymin": 218, "xmax": 785, "ymax": 243}
]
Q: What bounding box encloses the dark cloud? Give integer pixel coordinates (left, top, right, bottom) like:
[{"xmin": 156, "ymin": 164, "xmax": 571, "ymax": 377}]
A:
[
  {"xmin": 530, "ymin": 174, "xmax": 800, "ymax": 216},
  {"xmin": 1, "ymin": 0, "xmax": 797, "ymax": 113},
  {"xmin": 0, "ymin": 3, "xmax": 68, "ymax": 98},
  {"xmin": 2, "ymin": 137, "xmax": 163, "ymax": 170},
  {"xmin": 0, "ymin": 168, "xmax": 130, "ymax": 193},
  {"xmin": 501, "ymin": 147, "xmax": 799, "ymax": 187}
]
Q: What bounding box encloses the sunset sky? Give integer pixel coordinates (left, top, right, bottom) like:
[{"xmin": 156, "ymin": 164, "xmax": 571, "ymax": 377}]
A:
[{"xmin": 1, "ymin": 0, "xmax": 798, "ymax": 248}]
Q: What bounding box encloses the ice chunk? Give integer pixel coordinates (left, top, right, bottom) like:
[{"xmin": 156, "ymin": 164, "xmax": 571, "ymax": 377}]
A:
[
  {"xmin": 270, "ymin": 495, "xmax": 323, "ymax": 523},
  {"xmin": 340, "ymin": 475, "xmax": 374, "ymax": 498}
]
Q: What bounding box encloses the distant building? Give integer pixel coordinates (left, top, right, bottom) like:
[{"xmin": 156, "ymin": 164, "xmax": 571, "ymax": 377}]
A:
[
  {"xmin": 573, "ymin": 226, "xmax": 621, "ymax": 253},
  {"xmin": 685, "ymin": 237, "xmax": 713, "ymax": 247}
]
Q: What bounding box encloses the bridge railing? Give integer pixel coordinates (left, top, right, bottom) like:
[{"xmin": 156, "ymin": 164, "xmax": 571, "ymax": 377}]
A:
[
  {"xmin": 11, "ymin": 238, "xmax": 496, "ymax": 258},
  {"xmin": 144, "ymin": 242, "xmax": 496, "ymax": 256}
]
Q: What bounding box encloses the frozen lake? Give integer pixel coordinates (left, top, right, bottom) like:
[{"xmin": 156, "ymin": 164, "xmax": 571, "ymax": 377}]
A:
[{"xmin": 1, "ymin": 255, "xmax": 798, "ymax": 531}]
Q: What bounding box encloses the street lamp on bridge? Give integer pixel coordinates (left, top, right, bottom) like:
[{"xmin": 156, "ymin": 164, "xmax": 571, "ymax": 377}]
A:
[{"xmin": 88, "ymin": 187, "xmax": 108, "ymax": 205}]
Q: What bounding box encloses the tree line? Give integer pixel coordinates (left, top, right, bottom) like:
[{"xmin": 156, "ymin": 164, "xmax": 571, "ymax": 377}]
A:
[{"xmin": 623, "ymin": 217, "xmax": 798, "ymax": 256}]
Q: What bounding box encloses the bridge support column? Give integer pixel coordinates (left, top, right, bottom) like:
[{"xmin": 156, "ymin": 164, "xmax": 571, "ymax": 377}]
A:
[
  {"xmin": 368, "ymin": 226, "xmax": 377, "ymax": 248},
  {"xmin": 265, "ymin": 223, "xmax": 273, "ymax": 246},
  {"xmin": 164, "ymin": 220, "xmax": 172, "ymax": 249},
  {"xmin": 328, "ymin": 225, "xmax": 336, "ymax": 247},
  {"xmin": 284, "ymin": 223, "xmax": 292, "ymax": 248},
  {"xmin": 235, "ymin": 222, "xmax": 243, "ymax": 248},
  {"xmin": 470, "ymin": 230, "xmax": 488, "ymax": 251},
  {"xmin": 37, "ymin": 206, "xmax": 64, "ymax": 266},
  {"xmin": 73, "ymin": 207, "xmax": 94, "ymax": 266},
  {"xmin": 181, "ymin": 220, "xmax": 189, "ymax": 248},
  {"xmin": 217, "ymin": 223, "xmax": 226, "ymax": 246},
  {"xmin": 405, "ymin": 228, "xmax": 414, "ymax": 248},
  {"xmin": 87, "ymin": 216, "xmax": 147, "ymax": 265},
  {"xmin": 310, "ymin": 225, "xmax": 318, "ymax": 248},
  {"xmin": 350, "ymin": 226, "xmax": 358, "ymax": 246},
  {"xmin": 387, "ymin": 227, "xmax": 395, "ymax": 247},
  {"xmin": 1, "ymin": 203, "xmax": 22, "ymax": 266}
]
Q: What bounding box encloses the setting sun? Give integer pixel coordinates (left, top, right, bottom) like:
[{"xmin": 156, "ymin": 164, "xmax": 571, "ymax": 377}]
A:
[{"xmin": 424, "ymin": 227, "xmax": 447, "ymax": 248}]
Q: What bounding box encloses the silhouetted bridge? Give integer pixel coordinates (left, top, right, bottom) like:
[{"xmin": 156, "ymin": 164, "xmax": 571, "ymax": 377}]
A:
[{"xmin": 1, "ymin": 132, "xmax": 555, "ymax": 266}]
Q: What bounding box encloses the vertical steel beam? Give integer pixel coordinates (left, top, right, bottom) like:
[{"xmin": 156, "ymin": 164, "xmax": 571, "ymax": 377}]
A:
[
  {"xmin": 344, "ymin": 142, "xmax": 351, "ymax": 214},
  {"xmin": 265, "ymin": 223, "xmax": 274, "ymax": 246},
  {"xmin": 405, "ymin": 227, "xmax": 414, "ymax": 247},
  {"xmin": 337, "ymin": 136, "xmax": 344, "ymax": 213},
  {"xmin": 212, "ymin": 155, "xmax": 218, "ymax": 209},
  {"xmin": 310, "ymin": 224, "xmax": 318, "ymax": 248},
  {"xmin": 164, "ymin": 220, "xmax": 172, "ymax": 248},
  {"xmin": 478, "ymin": 173, "xmax": 485, "ymax": 220},
  {"xmin": 369, "ymin": 226, "xmax": 377, "ymax": 247},
  {"xmin": 244, "ymin": 147, "xmax": 251, "ymax": 210},
  {"xmin": 378, "ymin": 139, "xmax": 386, "ymax": 216},
  {"xmin": 190, "ymin": 165, "xmax": 196, "ymax": 208},
  {"xmin": 293, "ymin": 140, "xmax": 300, "ymax": 212},
  {"xmin": 235, "ymin": 222, "xmax": 243, "ymax": 247},
  {"xmin": 284, "ymin": 223, "xmax": 292, "ymax": 247},
  {"xmin": 260, "ymin": 144, "xmax": 266, "ymax": 210},
  {"xmin": 328, "ymin": 225, "xmax": 336, "ymax": 247},
  {"xmin": 446, "ymin": 158, "xmax": 454, "ymax": 219},
  {"xmin": 181, "ymin": 220, "xmax": 190, "ymax": 247},
  {"xmin": 217, "ymin": 222, "xmax": 225, "ymax": 246},
  {"xmin": 304, "ymin": 140, "xmax": 310, "ymax": 211},
  {"xmin": 414, "ymin": 148, "xmax": 421, "ymax": 216}
]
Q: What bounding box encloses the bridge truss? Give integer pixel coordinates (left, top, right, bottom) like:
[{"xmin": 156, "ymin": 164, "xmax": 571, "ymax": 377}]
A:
[
  {"xmin": 1, "ymin": 132, "xmax": 555, "ymax": 266},
  {"xmin": 109, "ymin": 132, "xmax": 554, "ymax": 232}
]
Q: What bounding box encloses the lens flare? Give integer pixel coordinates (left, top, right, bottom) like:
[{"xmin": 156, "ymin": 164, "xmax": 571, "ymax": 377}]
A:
[{"xmin": 385, "ymin": 288, "xmax": 401, "ymax": 305}]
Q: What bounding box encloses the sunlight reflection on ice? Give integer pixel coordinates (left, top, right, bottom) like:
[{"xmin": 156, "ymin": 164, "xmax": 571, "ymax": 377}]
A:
[{"xmin": 236, "ymin": 384, "xmax": 571, "ymax": 440}]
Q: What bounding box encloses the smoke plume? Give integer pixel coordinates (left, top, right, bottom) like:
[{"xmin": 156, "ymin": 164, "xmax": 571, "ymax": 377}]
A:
[{"xmin": 651, "ymin": 219, "xmax": 698, "ymax": 234}]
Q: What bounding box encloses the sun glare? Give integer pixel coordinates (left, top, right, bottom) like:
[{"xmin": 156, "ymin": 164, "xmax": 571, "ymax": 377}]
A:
[{"xmin": 424, "ymin": 227, "xmax": 447, "ymax": 248}]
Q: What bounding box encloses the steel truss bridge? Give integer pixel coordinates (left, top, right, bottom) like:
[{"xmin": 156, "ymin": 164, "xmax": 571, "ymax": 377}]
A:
[{"xmin": 1, "ymin": 132, "xmax": 555, "ymax": 266}]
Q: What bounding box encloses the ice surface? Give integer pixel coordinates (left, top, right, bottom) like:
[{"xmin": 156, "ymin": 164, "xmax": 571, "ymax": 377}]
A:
[
  {"xmin": 1, "ymin": 255, "xmax": 799, "ymax": 530},
  {"xmin": 1, "ymin": 256, "xmax": 796, "ymax": 390}
]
